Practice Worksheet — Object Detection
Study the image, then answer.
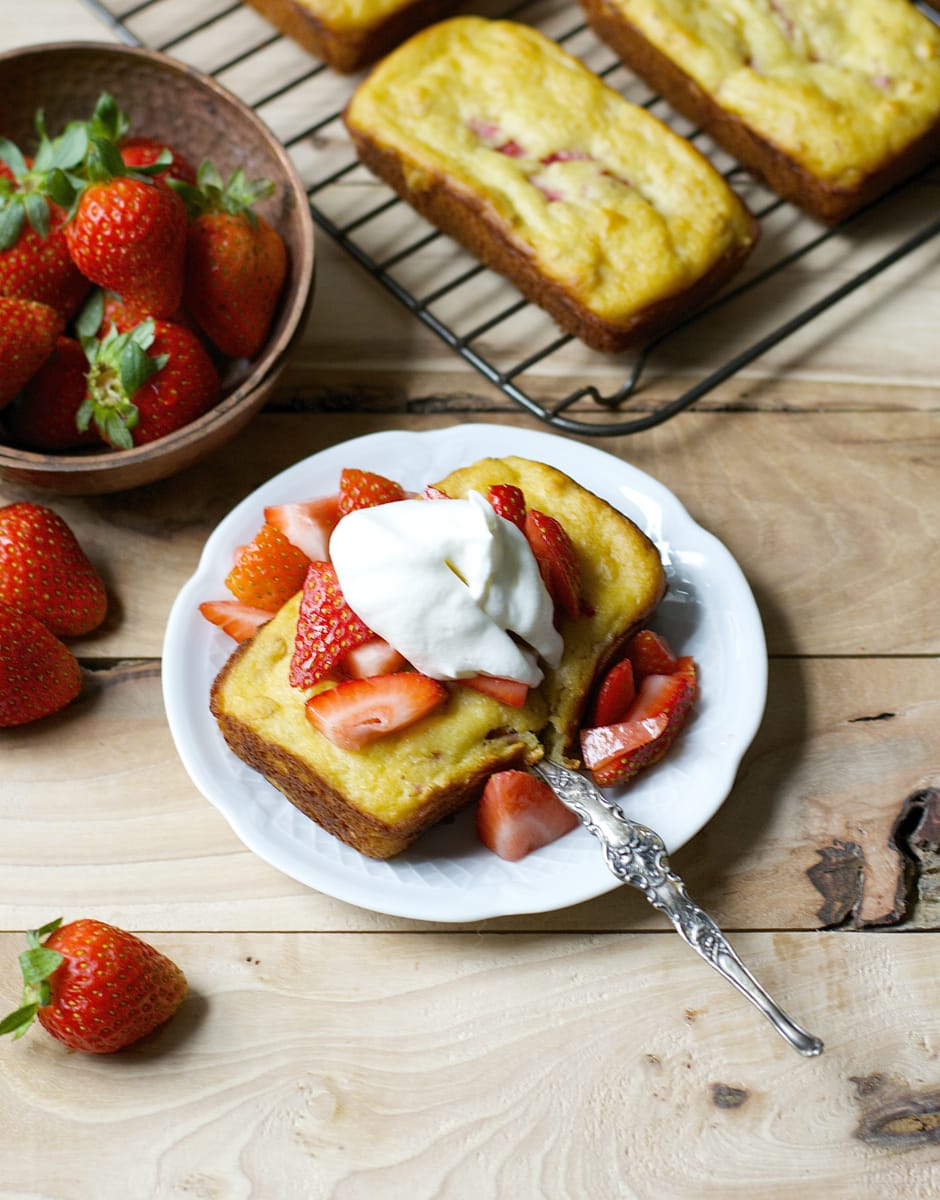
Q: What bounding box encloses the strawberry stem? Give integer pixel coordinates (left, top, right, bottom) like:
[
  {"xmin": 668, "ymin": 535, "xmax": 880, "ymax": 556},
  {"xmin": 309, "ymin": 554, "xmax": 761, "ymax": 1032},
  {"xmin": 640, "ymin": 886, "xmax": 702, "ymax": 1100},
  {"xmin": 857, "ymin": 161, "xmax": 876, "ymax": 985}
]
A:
[{"xmin": 0, "ymin": 918, "xmax": 64, "ymax": 1041}]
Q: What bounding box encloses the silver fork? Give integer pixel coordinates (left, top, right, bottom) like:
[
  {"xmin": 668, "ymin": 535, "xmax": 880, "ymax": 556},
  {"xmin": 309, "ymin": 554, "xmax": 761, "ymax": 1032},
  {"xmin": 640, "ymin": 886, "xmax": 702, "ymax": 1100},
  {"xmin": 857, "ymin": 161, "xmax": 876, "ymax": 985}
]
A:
[{"xmin": 532, "ymin": 759, "xmax": 824, "ymax": 1057}]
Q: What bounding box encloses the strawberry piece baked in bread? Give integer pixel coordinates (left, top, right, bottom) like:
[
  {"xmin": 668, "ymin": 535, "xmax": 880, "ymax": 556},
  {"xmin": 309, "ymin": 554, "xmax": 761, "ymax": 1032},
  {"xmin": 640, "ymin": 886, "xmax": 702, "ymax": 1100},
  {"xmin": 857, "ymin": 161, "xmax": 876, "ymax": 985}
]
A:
[
  {"xmin": 343, "ymin": 17, "xmax": 758, "ymax": 353},
  {"xmin": 208, "ymin": 456, "xmax": 666, "ymax": 859}
]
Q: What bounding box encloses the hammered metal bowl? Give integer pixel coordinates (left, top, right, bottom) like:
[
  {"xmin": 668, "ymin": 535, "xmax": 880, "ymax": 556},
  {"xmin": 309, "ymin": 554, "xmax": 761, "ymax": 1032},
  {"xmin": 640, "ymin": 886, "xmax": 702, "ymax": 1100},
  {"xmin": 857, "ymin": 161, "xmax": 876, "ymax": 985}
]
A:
[{"xmin": 0, "ymin": 41, "xmax": 315, "ymax": 495}]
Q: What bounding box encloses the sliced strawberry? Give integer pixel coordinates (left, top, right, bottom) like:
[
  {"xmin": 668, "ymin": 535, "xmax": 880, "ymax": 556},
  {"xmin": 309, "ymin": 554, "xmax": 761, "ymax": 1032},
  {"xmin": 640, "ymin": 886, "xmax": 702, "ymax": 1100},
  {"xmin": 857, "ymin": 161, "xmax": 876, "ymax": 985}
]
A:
[
  {"xmin": 486, "ymin": 483, "xmax": 526, "ymax": 530},
  {"xmin": 264, "ymin": 495, "xmax": 340, "ymax": 562},
  {"xmin": 290, "ymin": 562, "xmax": 373, "ymax": 689},
  {"xmin": 422, "ymin": 484, "xmax": 449, "ymax": 500},
  {"xmin": 588, "ymin": 656, "xmax": 636, "ymax": 727},
  {"xmin": 523, "ymin": 508, "xmax": 589, "ymax": 620},
  {"xmin": 581, "ymin": 657, "xmax": 697, "ymax": 787},
  {"xmin": 304, "ymin": 672, "xmax": 448, "ymax": 750},
  {"xmin": 627, "ymin": 629, "xmax": 678, "ymax": 679},
  {"xmin": 460, "ymin": 674, "xmax": 529, "ymax": 707},
  {"xmin": 476, "ymin": 769, "xmax": 579, "ymax": 861},
  {"xmin": 198, "ymin": 599, "xmax": 271, "ymax": 642},
  {"xmin": 342, "ymin": 637, "xmax": 408, "ymax": 679},
  {"xmin": 337, "ymin": 468, "xmax": 405, "ymax": 516},
  {"xmin": 224, "ymin": 522, "xmax": 310, "ymax": 612}
]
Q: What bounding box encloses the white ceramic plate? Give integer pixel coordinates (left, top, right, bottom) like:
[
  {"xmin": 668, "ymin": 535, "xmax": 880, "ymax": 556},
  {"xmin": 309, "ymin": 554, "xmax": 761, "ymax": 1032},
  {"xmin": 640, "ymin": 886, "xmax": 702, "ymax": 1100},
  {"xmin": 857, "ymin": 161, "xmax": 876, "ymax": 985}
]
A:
[{"xmin": 162, "ymin": 423, "xmax": 767, "ymax": 921}]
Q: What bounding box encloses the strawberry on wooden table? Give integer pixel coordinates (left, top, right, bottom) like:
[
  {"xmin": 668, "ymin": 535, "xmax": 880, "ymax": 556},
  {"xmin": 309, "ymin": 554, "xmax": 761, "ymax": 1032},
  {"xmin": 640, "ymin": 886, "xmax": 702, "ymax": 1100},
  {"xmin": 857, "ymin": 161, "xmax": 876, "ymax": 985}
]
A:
[
  {"xmin": 289, "ymin": 561, "xmax": 374, "ymax": 687},
  {"xmin": 224, "ymin": 522, "xmax": 310, "ymax": 612},
  {"xmin": 0, "ymin": 604, "xmax": 83, "ymax": 727},
  {"xmin": 173, "ymin": 161, "xmax": 287, "ymax": 359},
  {"xmin": 76, "ymin": 315, "xmax": 220, "ymax": 448},
  {"xmin": 0, "ymin": 296, "xmax": 63, "ymax": 408},
  {"xmin": 304, "ymin": 672, "xmax": 448, "ymax": 750},
  {"xmin": 0, "ymin": 501, "xmax": 107, "ymax": 637},
  {"xmin": 476, "ymin": 769, "xmax": 579, "ymax": 861},
  {"xmin": 5, "ymin": 335, "xmax": 99, "ymax": 451},
  {"xmin": 0, "ymin": 917, "xmax": 187, "ymax": 1054}
]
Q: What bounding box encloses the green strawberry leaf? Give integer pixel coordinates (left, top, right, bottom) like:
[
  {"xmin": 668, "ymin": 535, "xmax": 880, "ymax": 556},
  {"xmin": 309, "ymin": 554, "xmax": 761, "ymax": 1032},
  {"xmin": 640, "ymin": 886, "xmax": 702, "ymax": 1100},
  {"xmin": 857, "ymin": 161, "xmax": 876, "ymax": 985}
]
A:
[
  {"xmin": 88, "ymin": 92, "xmax": 129, "ymax": 145},
  {"xmin": 0, "ymin": 137, "xmax": 28, "ymax": 179},
  {"xmin": 0, "ymin": 201, "xmax": 25, "ymax": 251},
  {"xmin": 45, "ymin": 167, "xmax": 78, "ymax": 210},
  {"xmin": 51, "ymin": 121, "xmax": 91, "ymax": 172},
  {"xmin": 18, "ymin": 946, "xmax": 64, "ymax": 988},
  {"xmin": 118, "ymin": 339, "xmax": 162, "ymax": 398},
  {"xmin": 86, "ymin": 135, "xmax": 127, "ymax": 182},
  {"xmin": 22, "ymin": 192, "xmax": 50, "ymax": 239},
  {"xmin": 75, "ymin": 290, "xmax": 105, "ymax": 343},
  {"xmin": 0, "ymin": 1002, "xmax": 40, "ymax": 1040}
]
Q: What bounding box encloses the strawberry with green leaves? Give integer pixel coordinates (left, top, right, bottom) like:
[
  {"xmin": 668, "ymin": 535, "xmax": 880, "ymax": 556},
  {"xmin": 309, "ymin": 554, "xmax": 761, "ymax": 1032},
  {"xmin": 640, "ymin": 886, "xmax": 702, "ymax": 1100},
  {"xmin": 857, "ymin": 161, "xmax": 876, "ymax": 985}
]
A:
[
  {"xmin": 0, "ymin": 917, "xmax": 187, "ymax": 1054},
  {"xmin": 0, "ymin": 296, "xmax": 63, "ymax": 408},
  {"xmin": 75, "ymin": 303, "xmax": 220, "ymax": 448},
  {"xmin": 0, "ymin": 501, "xmax": 107, "ymax": 637},
  {"xmin": 174, "ymin": 161, "xmax": 287, "ymax": 359},
  {"xmin": 120, "ymin": 135, "xmax": 195, "ymax": 185},
  {"xmin": 0, "ymin": 604, "xmax": 83, "ymax": 727}
]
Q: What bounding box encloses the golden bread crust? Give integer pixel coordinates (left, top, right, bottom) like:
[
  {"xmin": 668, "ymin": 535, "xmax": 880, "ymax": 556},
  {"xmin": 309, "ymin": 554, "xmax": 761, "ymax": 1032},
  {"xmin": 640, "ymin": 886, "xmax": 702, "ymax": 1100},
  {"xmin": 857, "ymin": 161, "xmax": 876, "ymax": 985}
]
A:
[
  {"xmin": 577, "ymin": 0, "xmax": 940, "ymax": 223},
  {"xmin": 343, "ymin": 17, "xmax": 758, "ymax": 352},
  {"xmin": 209, "ymin": 457, "xmax": 666, "ymax": 859}
]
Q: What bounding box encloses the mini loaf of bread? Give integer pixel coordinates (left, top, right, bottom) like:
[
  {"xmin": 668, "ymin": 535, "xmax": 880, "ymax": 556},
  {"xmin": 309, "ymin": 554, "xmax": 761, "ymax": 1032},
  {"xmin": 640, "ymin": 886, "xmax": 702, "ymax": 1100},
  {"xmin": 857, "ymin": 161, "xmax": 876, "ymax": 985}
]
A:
[
  {"xmin": 576, "ymin": 0, "xmax": 940, "ymax": 223},
  {"xmin": 209, "ymin": 457, "xmax": 666, "ymax": 859},
  {"xmin": 242, "ymin": 0, "xmax": 458, "ymax": 73},
  {"xmin": 343, "ymin": 17, "xmax": 758, "ymax": 353}
]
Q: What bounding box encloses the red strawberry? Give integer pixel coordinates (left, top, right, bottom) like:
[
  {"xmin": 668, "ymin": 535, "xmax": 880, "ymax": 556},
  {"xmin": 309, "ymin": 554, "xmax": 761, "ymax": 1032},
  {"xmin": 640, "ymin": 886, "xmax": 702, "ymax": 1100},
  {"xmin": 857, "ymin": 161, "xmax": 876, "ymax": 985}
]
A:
[
  {"xmin": 289, "ymin": 561, "xmax": 373, "ymax": 688},
  {"xmin": 486, "ymin": 483, "xmax": 526, "ymax": 530},
  {"xmin": 0, "ymin": 604, "xmax": 83, "ymax": 726},
  {"xmin": 423, "ymin": 484, "xmax": 449, "ymax": 500},
  {"xmin": 304, "ymin": 672, "xmax": 448, "ymax": 750},
  {"xmin": 5, "ymin": 336, "xmax": 99, "ymax": 451},
  {"xmin": 0, "ymin": 296, "xmax": 63, "ymax": 408},
  {"xmin": 0, "ymin": 502, "xmax": 107, "ymax": 637},
  {"xmin": 476, "ymin": 769, "xmax": 579, "ymax": 861},
  {"xmin": 337, "ymin": 468, "xmax": 405, "ymax": 516},
  {"xmin": 588, "ymin": 656, "xmax": 636, "ymax": 727},
  {"xmin": 120, "ymin": 136, "xmax": 196, "ymax": 184},
  {"xmin": 65, "ymin": 152, "xmax": 187, "ymax": 320},
  {"xmin": 78, "ymin": 318, "xmax": 220, "ymax": 448},
  {"xmin": 224, "ymin": 522, "xmax": 310, "ymax": 612},
  {"xmin": 460, "ymin": 674, "xmax": 529, "ymax": 707},
  {"xmin": 175, "ymin": 162, "xmax": 287, "ymax": 359},
  {"xmin": 263, "ymin": 495, "xmax": 340, "ymax": 562},
  {"xmin": 198, "ymin": 599, "xmax": 272, "ymax": 642},
  {"xmin": 0, "ymin": 916, "xmax": 187, "ymax": 1054},
  {"xmin": 342, "ymin": 637, "xmax": 407, "ymax": 679},
  {"xmin": 627, "ymin": 629, "xmax": 678, "ymax": 679},
  {"xmin": 523, "ymin": 508, "xmax": 589, "ymax": 620},
  {"xmin": 0, "ymin": 208, "xmax": 90, "ymax": 320},
  {"xmin": 581, "ymin": 657, "xmax": 697, "ymax": 787}
]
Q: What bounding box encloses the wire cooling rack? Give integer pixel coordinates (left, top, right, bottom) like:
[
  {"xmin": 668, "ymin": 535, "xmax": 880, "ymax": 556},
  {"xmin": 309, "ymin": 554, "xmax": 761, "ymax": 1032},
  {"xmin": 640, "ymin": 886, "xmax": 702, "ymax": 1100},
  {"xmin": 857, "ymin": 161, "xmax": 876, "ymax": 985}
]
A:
[{"xmin": 78, "ymin": 0, "xmax": 940, "ymax": 435}]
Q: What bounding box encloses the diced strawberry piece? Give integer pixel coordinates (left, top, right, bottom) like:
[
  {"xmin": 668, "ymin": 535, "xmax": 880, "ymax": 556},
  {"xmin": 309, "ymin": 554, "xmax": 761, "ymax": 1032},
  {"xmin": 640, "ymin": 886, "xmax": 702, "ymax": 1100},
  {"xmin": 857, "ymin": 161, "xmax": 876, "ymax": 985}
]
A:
[
  {"xmin": 263, "ymin": 495, "xmax": 340, "ymax": 562},
  {"xmin": 486, "ymin": 484, "xmax": 526, "ymax": 530},
  {"xmin": 627, "ymin": 629, "xmax": 678, "ymax": 679},
  {"xmin": 460, "ymin": 674, "xmax": 529, "ymax": 707},
  {"xmin": 305, "ymin": 672, "xmax": 448, "ymax": 750},
  {"xmin": 541, "ymin": 149, "xmax": 593, "ymax": 164},
  {"xmin": 423, "ymin": 484, "xmax": 449, "ymax": 500},
  {"xmin": 342, "ymin": 638, "xmax": 408, "ymax": 679},
  {"xmin": 523, "ymin": 508, "xmax": 589, "ymax": 620},
  {"xmin": 290, "ymin": 562, "xmax": 374, "ymax": 689},
  {"xmin": 588, "ymin": 656, "xmax": 636, "ymax": 726},
  {"xmin": 497, "ymin": 139, "xmax": 526, "ymax": 157},
  {"xmin": 476, "ymin": 770, "xmax": 579, "ymax": 861},
  {"xmin": 337, "ymin": 468, "xmax": 405, "ymax": 516},
  {"xmin": 224, "ymin": 523, "xmax": 310, "ymax": 612},
  {"xmin": 198, "ymin": 599, "xmax": 271, "ymax": 642},
  {"xmin": 581, "ymin": 657, "xmax": 697, "ymax": 787}
]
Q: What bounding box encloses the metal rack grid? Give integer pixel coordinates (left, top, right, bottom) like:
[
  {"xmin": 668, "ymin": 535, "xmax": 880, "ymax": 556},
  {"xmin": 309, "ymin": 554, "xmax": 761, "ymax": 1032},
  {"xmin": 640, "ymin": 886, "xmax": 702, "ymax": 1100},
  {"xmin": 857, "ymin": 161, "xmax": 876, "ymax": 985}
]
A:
[{"xmin": 79, "ymin": 0, "xmax": 940, "ymax": 435}]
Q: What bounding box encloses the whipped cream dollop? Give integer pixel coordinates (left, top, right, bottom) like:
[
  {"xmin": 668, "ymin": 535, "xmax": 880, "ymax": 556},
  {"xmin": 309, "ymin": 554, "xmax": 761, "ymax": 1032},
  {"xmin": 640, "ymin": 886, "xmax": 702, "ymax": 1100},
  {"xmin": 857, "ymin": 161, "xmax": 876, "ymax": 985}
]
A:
[{"xmin": 329, "ymin": 491, "xmax": 563, "ymax": 686}]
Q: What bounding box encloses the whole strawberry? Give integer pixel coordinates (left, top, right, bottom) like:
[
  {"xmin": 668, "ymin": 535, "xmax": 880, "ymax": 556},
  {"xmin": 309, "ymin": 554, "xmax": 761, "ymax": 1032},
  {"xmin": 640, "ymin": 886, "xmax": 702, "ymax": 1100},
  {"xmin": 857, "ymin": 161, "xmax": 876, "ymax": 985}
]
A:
[
  {"xmin": 0, "ymin": 604, "xmax": 82, "ymax": 726},
  {"xmin": 175, "ymin": 162, "xmax": 287, "ymax": 359},
  {"xmin": 0, "ymin": 501, "xmax": 107, "ymax": 637},
  {"xmin": 0, "ymin": 296, "xmax": 63, "ymax": 408},
  {"xmin": 78, "ymin": 317, "xmax": 220, "ymax": 448},
  {"xmin": 0, "ymin": 917, "xmax": 187, "ymax": 1053},
  {"xmin": 65, "ymin": 136, "xmax": 187, "ymax": 322},
  {"xmin": 0, "ymin": 125, "xmax": 91, "ymax": 319},
  {"xmin": 5, "ymin": 336, "xmax": 100, "ymax": 451},
  {"xmin": 120, "ymin": 135, "xmax": 196, "ymax": 185}
]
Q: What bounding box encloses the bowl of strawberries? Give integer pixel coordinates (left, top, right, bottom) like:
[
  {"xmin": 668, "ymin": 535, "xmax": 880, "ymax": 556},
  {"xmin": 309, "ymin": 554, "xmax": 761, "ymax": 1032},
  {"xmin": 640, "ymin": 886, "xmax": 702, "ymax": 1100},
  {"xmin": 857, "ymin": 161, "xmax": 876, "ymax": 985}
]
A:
[{"xmin": 0, "ymin": 42, "xmax": 315, "ymax": 494}]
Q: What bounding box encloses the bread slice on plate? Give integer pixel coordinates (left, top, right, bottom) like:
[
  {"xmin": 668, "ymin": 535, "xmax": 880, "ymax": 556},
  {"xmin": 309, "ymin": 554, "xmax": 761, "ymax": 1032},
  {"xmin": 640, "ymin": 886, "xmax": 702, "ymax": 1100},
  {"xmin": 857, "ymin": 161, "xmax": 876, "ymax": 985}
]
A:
[{"xmin": 209, "ymin": 456, "xmax": 666, "ymax": 859}]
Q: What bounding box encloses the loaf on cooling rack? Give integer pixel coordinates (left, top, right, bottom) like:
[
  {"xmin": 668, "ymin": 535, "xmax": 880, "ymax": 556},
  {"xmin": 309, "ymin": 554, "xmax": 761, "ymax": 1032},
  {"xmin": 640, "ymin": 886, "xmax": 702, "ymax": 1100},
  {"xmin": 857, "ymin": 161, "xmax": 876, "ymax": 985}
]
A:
[
  {"xmin": 242, "ymin": 0, "xmax": 459, "ymax": 73},
  {"xmin": 343, "ymin": 16, "xmax": 759, "ymax": 353},
  {"xmin": 575, "ymin": 0, "xmax": 940, "ymax": 223}
]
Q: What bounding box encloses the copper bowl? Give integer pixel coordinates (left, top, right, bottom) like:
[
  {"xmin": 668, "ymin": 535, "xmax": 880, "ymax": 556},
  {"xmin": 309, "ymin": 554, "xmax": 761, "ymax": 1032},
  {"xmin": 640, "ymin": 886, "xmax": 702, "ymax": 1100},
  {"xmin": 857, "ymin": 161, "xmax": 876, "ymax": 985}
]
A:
[{"xmin": 0, "ymin": 42, "xmax": 315, "ymax": 495}]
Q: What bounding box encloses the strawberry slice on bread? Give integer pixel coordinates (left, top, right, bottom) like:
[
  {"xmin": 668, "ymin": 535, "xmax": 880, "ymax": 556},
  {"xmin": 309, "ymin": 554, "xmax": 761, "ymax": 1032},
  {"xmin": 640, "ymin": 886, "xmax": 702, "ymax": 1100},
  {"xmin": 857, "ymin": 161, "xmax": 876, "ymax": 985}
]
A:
[{"xmin": 305, "ymin": 672, "xmax": 448, "ymax": 750}]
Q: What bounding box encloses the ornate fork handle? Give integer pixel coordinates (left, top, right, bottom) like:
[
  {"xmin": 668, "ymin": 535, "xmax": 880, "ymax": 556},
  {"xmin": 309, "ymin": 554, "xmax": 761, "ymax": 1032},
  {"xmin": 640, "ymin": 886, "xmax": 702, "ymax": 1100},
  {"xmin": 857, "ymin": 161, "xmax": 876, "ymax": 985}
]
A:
[{"xmin": 533, "ymin": 760, "xmax": 823, "ymax": 1057}]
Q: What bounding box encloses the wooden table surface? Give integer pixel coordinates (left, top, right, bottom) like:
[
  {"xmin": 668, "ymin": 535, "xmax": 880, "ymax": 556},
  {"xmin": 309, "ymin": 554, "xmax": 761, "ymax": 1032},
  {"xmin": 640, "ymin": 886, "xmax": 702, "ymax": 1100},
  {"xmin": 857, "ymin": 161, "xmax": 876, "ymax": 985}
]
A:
[{"xmin": 2, "ymin": 2, "xmax": 939, "ymax": 1196}]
